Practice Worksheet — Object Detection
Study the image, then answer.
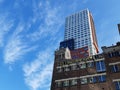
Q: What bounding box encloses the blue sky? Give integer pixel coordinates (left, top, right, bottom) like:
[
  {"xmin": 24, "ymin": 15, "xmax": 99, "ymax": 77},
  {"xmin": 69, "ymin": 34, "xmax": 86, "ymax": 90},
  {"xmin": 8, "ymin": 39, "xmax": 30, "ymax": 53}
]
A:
[{"xmin": 0, "ymin": 0, "xmax": 120, "ymax": 90}]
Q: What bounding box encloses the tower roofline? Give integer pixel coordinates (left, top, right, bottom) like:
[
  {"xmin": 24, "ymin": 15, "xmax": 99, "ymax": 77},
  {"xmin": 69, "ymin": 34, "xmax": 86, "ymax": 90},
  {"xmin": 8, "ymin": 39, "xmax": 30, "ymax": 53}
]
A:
[{"xmin": 65, "ymin": 8, "xmax": 90, "ymax": 18}]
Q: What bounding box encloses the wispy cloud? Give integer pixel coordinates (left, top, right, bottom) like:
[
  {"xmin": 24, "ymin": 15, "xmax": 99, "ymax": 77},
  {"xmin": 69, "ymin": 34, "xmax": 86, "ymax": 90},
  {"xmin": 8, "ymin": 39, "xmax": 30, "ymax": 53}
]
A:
[
  {"xmin": 24, "ymin": 63, "xmax": 53, "ymax": 90},
  {"xmin": 23, "ymin": 48, "xmax": 54, "ymax": 90},
  {"xmin": 0, "ymin": 15, "xmax": 14, "ymax": 47},
  {"xmin": 4, "ymin": 36, "xmax": 27, "ymax": 64},
  {"xmin": 4, "ymin": 22, "xmax": 36, "ymax": 64},
  {"xmin": 27, "ymin": 0, "xmax": 63, "ymax": 41},
  {"xmin": 22, "ymin": 1, "xmax": 64, "ymax": 89},
  {"xmin": 22, "ymin": 35, "xmax": 62, "ymax": 90}
]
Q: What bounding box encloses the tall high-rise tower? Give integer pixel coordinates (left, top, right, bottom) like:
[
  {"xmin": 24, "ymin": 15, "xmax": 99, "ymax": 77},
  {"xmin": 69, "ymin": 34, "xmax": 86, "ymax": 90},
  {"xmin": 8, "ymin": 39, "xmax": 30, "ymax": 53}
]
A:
[{"xmin": 64, "ymin": 9, "xmax": 99, "ymax": 55}]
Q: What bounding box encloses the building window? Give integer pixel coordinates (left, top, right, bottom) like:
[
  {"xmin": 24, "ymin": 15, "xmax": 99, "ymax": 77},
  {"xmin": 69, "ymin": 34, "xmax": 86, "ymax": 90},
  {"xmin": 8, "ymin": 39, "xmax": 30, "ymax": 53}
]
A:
[
  {"xmin": 108, "ymin": 51, "xmax": 120, "ymax": 58},
  {"xmin": 115, "ymin": 81, "xmax": 120, "ymax": 90},
  {"xmin": 89, "ymin": 77, "xmax": 96, "ymax": 83},
  {"xmin": 64, "ymin": 67, "xmax": 70, "ymax": 72},
  {"xmin": 71, "ymin": 79, "xmax": 77, "ymax": 86},
  {"xmin": 56, "ymin": 82, "xmax": 62, "ymax": 87},
  {"xmin": 96, "ymin": 61, "xmax": 106, "ymax": 72},
  {"xmin": 108, "ymin": 53, "xmax": 112, "ymax": 58},
  {"xmin": 111, "ymin": 65, "xmax": 119, "ymax": 73},
  {"xmin": 63, "ymin": 80, "xmax": 69, "ymax": 87},
  {"xmin": 71, "ymin": 65, "xmax": 77, "ymax": 70},
  {"xmin": 81, "ymin": 78, "xmax": 87, "ymax": 84},
  {"xmin": 98, "ymin": 75, "xmax": 106, "ymax": 82},
  {"xmin": 57, "ymin": 68, "xmax": 62, "ymax": 73},
  {"xmin": 80, "ymin": 63, "xmax": 86, "ymax": 69},
  {"xmin": 87, "ymin": 62, "xmax": 94, "ymax": 68}
]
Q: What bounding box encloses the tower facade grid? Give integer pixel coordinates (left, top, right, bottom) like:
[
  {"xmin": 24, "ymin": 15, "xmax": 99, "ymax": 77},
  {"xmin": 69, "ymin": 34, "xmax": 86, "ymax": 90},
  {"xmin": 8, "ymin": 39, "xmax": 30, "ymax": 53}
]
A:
[{"xmin": 64, "ymin": 9, "xmax": 98, "ymax": 55}]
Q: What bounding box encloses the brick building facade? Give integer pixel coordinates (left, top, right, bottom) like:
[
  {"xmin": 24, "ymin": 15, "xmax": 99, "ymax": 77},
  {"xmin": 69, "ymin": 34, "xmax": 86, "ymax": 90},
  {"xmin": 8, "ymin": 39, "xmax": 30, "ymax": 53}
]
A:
[{"xmin": 51, "ymin": 42, "xmax": 120, "ymax": 90}]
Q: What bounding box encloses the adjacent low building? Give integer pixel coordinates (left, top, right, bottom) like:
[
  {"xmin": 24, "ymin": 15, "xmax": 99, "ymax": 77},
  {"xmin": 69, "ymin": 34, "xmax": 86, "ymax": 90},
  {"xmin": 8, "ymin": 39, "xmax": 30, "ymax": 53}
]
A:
[
  {"xmin": 102, "ymin": 42, "xmax": 120, "ymax": 90},
  {"xmin": 51, "ymin": 42, "xmax": 120, "ymax": 90}
]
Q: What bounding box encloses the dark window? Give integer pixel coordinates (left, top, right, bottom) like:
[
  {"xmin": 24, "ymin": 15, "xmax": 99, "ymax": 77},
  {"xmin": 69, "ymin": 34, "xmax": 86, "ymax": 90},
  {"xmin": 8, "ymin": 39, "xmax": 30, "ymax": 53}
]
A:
[
  {"xmin": 108, "ymin": 51, "xmax": 120, "ymax": 58},
  {"xmin": 64, "ymin": 67, "xmax": 70, "ymax": 72},
  {"xmin": 96, "ymin": 61, "xmax": 106, "ymax": 72},
  {"xmin": 57, "ymin": 67, "xmax": 63, "ymax": 73},
  {"xmin": 70, "ymin": 79, "xmax": 77, "ymax": 86},
  {"xmin": 63, "ymin": 80, "xmax": 69, "ymax": 87},
  {"xmin": 115, "ymin": 81, "xmax": 120, "ymax": 90},
  {"xmin": 111, "ymin": 65, "xmax": 119, "ymax": 73},
  {"xmin": 108, "ymin": 53, "xmax": 112, "ymax": 58},
  {"xmin": 56, "ymin": 82, "xmax": 62, "ymax": 87},
  {"xmin": 89, "ymin": 77, "xmax": 96, "ymax": 83},
  {"xmin": 98, "ymin": 75, "xmax": 106, "ymax": 82},
  {"xmin": 81, "ymin": 78, "xmax": 87, "ymax": 84},
  {"xmin": 87, "ymin": 62, "xmax": 94, "ymax": 68}
]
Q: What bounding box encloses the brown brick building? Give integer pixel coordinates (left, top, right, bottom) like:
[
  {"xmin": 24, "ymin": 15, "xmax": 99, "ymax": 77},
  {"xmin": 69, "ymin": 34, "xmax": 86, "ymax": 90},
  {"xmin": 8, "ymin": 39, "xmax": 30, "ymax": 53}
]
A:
[
  {"xmin": 51, "ymin": 42, "xmax": 120, "ymax": 90},
  {"xmin": 102, "ymin": 42, "xmax": 120, "ymax": 90}
]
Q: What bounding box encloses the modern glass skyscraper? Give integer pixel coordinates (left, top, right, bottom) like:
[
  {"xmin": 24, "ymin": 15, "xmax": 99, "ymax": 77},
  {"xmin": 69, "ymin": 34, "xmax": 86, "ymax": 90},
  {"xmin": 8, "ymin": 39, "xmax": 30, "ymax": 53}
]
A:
[{"xmin": 64, "ymin": 9, "xmax": 99, "ymax": 55}]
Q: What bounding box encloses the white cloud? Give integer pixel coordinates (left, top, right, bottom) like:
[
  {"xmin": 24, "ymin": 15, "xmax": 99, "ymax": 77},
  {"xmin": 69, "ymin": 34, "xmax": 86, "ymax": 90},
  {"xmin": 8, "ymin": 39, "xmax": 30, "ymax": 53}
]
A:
[
  {"xmin": 23, "ymin": 49, "xmax": 51, "ymax": 77},
  {"xmin": 22, "ymin": 36, "xmax": 62, "ymax": 90},
  {"xmin": 27, "ymin": 0, "xmax": 63, "ymax": 41},
  {"xmin": 4, "ymin": 36, "xmax": 26, "ymax": 64},
  {"xmin": 4, "ymin": 22, "xmax": 36, "ymax": 64},
  {"xmin": 22, "ymin": 1, "xmax": 64, "ymax": 89},
  {"xmin": 24, "ymin": 63, "xmax": 53, "ymax": 90},
  {"xmin": 23, "ymin": 48, "xmax": 54, "ymax": 90},
  {"xmin": 0, "ymin": 15, "xmax": 14, "ymax": 46}
]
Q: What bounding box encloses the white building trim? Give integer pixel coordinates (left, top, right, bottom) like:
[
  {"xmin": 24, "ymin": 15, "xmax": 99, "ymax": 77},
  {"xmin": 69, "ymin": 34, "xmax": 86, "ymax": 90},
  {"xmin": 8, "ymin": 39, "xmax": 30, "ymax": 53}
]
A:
[
  {"xmin": 80, "ymin": 73, "xmax": 106, "ymax": 78},
  {"xmin": 55, "ymin": 73, "xmax": 106, "ymax": 82},
  {"xmin": 109, "ymin": 61, "xmax": 120, "ymax": 66},
  {"xmin": 113, "ymin": 79, "xmax": 120, "ymax": 82},
  {"xmin": 94, "ymin": 58, "xmax": 105, "ymax": 62},
  {"xmin": 55, "ymin": 77, "xmax": 79, "ymax": 82}
]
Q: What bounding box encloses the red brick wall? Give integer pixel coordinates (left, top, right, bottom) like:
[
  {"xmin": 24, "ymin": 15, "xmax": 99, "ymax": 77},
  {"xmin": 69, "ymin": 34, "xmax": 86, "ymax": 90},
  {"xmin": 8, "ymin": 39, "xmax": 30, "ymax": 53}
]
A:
[{"xmin": 70, "ymin": 46, "xmax": 90, "ymax": 59}]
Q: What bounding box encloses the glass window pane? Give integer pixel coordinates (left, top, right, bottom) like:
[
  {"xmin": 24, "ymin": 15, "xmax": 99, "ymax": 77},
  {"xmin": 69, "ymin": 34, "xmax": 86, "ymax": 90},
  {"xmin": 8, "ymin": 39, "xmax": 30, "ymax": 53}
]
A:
[
  {"xmin": 64, "ymin": 67, "xmax": 70, "ymax": 71},
  {"xmin": 57, "ymin": 68, "xmax": 62, "ymax": 72},
  {"xmin": 101, "ymin": 61, "xmax": 106, "ymax": 71},
  {"xmin": 89, "ymin": 77, "xmax": 96, "ymax": 83},
  {"xmin": 111, "ymin": 65, "xmax": 119, "ymax": 73},
  {"xmin": 115, "ymin": 81, "xmax": 120, "ymax": 90},
  {"xmin": 71, "ymin": 65, "xmax": 77, "ymax": 70},
  {"xmin": 71, "ymin": 79, "xmax": 77, "ymax": 86},
  {"xmin": 81, "ymin": 78, "xmax": 87, "ymax": 84},
  {"xmin": 96, "ymin": 61, "xmax": 106, "ymax": 72},
  {"xmin": 87, "ymin": 62, "xmax": 94, "ymax": 68},
  {"xmin": 98, "ymin": 75, "xmax": 106, "ymax": 82},
  {"xmin": 96, "ymin": 62, "xmax": 100, "ymax": 71},
  {"xmin": 63, "ymin": 80, "xmax": 69, "ymax": 87},
  {"xmin": 56, "ymin": 82, "xmax": 62, "ymax": 87},
  {"xmin": 80, "ymin": 63, "xmax": 86, "ymax": 69}
]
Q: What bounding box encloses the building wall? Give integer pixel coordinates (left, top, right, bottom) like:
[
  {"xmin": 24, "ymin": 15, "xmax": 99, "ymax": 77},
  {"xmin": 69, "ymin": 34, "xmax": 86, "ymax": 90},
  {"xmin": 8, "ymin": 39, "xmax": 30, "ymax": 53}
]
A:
[
  {"xmin": 51, "ymin": 42, "xmax": 120, "ymax": 90},
  {"xmin": 51, "ymin": 51, "xmax": 109, "ymax": 90},
  {"xmin": 102, "ymin": 42, "xmax": 120, "ymax": 90},
  {"xmin": 60, "ymin": 39, "xmax": 74, "ymax": 50},
  {"xmin": 89, "ymin": 13, "xmax": 99, "ymax": 54},
  {"xmin": 70, "ymin": 46, "xmax": 90, "ymax": 59}
]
